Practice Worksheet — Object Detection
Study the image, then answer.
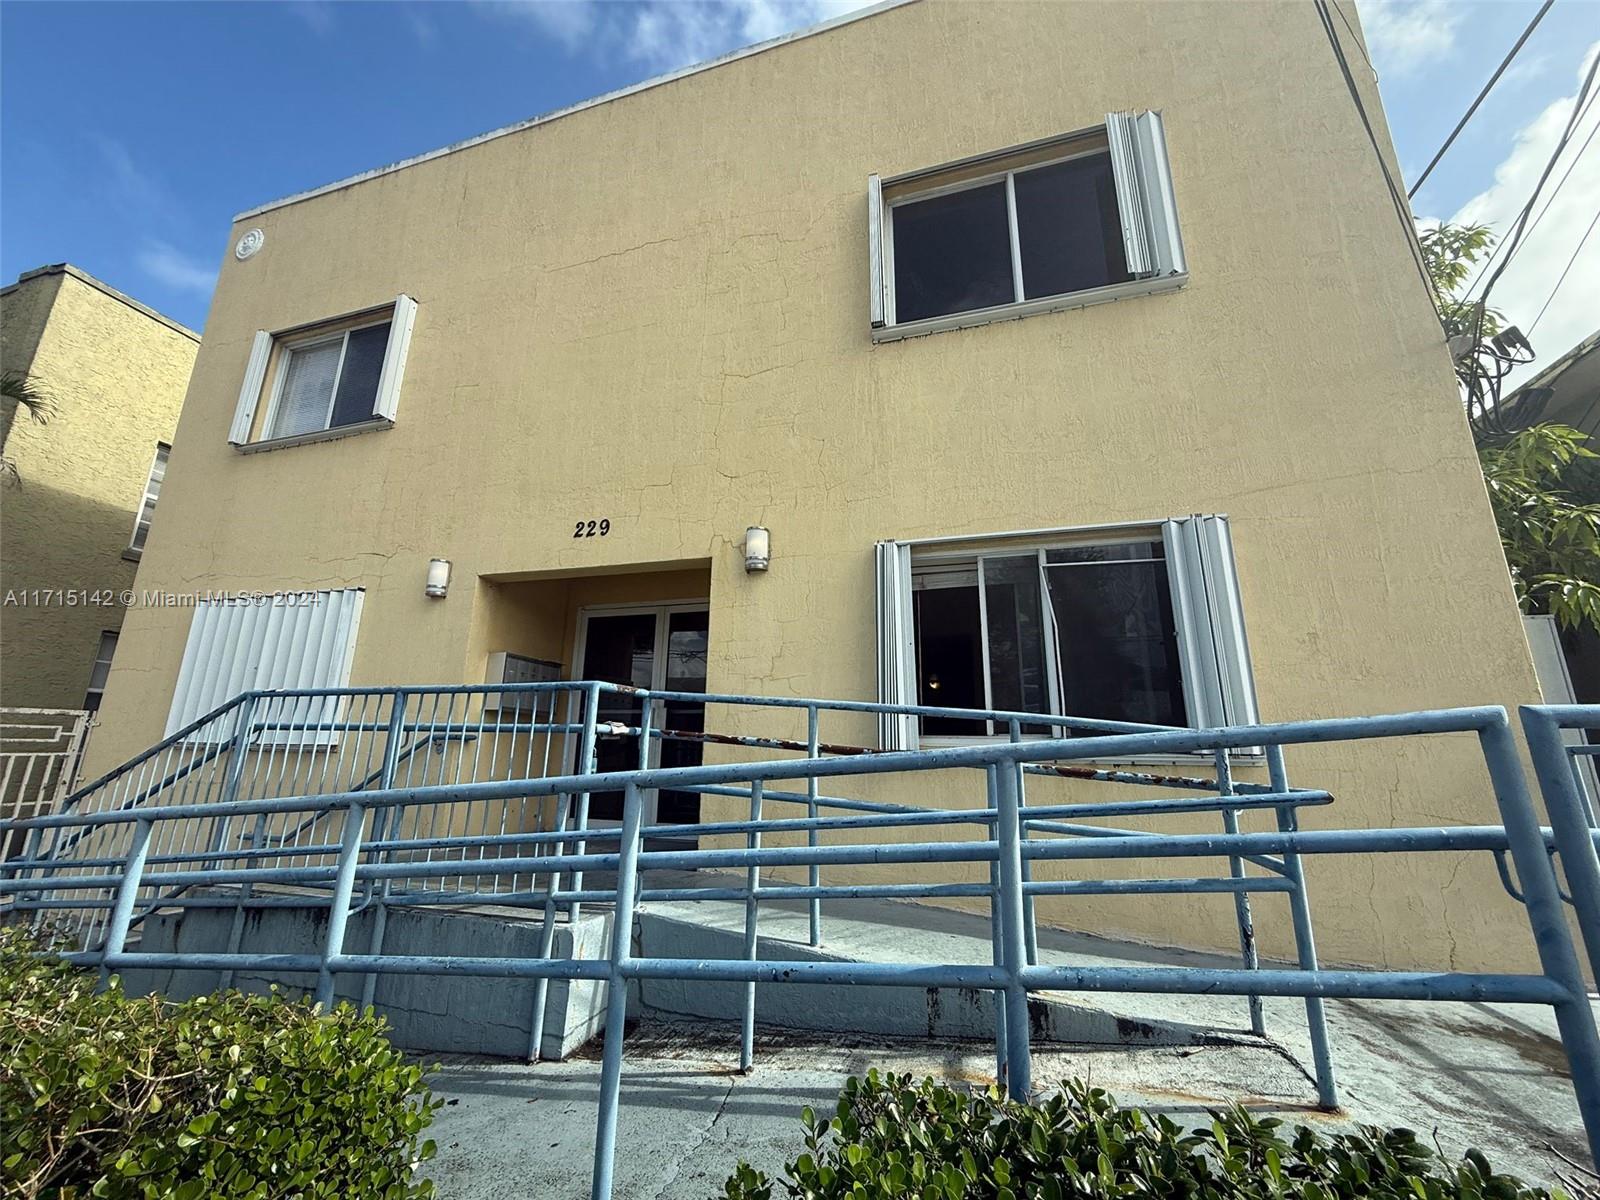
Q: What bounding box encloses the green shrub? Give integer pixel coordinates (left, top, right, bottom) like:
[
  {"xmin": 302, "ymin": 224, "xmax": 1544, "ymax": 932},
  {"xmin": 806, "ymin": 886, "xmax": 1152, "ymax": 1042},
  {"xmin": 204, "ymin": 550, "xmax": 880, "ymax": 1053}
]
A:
[
  {"xmin": 719, "ymin": 1070, "xmax": 1570, "ymax": 1200},
  {"xmin": 0, "ymin": 925, "xmax": 440, "ymax": 1200}
]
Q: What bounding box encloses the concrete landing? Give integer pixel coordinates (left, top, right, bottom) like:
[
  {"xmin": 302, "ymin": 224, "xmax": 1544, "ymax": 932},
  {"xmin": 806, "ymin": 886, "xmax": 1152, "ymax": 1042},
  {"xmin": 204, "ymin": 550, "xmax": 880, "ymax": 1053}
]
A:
[{"xmin": 422, "ymin": 1009, "xmax": 1591, "ymax": 1200}]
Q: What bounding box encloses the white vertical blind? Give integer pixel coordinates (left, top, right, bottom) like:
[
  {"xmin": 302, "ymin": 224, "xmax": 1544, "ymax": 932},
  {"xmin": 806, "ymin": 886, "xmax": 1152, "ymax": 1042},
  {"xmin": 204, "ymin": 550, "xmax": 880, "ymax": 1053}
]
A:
[
  {"xmin": 228, "ymin": 331, "xmax": 274, "ymax": 446},
  {"xmin": 372, "ymin": 294, "xmax": 417, "ymax": 422},
  {"xmin": 165, "ymin": 589, "xmax": 365, "ymax": 743},
  {"xmin": 268, "ymin": 339, "xmax": 342, "ymax": 439},
  {"xmin": 874, "ymin": 541, "xmax": 917, "ymax": 750}
]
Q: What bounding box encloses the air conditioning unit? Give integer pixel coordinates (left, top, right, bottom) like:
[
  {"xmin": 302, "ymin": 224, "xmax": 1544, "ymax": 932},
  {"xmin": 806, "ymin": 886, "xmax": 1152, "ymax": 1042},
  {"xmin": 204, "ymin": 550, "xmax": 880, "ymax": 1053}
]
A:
[{"xmin": 484, "ymin": 652, "xmax": 562, "ymax": 716}]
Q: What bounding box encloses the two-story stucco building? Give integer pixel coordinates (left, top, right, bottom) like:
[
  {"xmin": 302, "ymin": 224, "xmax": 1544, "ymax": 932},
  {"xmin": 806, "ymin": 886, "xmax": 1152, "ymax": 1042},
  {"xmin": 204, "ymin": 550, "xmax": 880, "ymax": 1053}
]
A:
[
  {"xmin": 85, "ymin": 0, "xmax": 1551, "ymax": 975},
  {"xmin": 1, "ymin": 264, "xmax": 198, "ymax": 713}
]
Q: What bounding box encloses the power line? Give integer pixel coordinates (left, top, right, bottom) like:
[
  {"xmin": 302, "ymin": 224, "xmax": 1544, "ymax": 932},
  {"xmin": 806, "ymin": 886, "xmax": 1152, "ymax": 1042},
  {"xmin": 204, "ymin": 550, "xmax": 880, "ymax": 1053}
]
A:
[
  {"xmin": 1408, "ymin": 0, "xmax": 1555, "ymax": 200},
  {"xmin": 1473, "ymin": 46, "xmax": 1599, "ymax": 319},
  {"xmin": 1461, "ymin": 88, "xmax": 1597, "ymax": 299},
  {"xmin": 1312, "ymin": 0, "xmax": 1441, "ymax": 313},
  {"xmin": 1528, "ymin": 205, "xmax": 1599, "ymax": 336}
]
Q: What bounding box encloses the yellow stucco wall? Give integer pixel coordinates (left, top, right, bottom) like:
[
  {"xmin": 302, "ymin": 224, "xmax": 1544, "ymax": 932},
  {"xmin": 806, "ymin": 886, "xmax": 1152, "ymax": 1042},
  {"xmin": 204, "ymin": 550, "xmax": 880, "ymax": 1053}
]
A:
[
  {"xmin": 88, "ymin": 1, "xmax": 1553, "ymax": 974},
  {"xmin": 0, "ymin": 266, "xmax": 199, "ymax": 710}
]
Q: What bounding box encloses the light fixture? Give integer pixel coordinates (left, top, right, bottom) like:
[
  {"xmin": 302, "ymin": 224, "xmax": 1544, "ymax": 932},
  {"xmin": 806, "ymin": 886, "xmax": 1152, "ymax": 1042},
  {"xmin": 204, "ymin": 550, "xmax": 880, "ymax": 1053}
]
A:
[
  {"xmin": 425, "ymin": 558, "xmax": 452, "ymax": 598},
  {"xmin": 744, "ymin": 526, "xmax": 770, "ymax": 573}
]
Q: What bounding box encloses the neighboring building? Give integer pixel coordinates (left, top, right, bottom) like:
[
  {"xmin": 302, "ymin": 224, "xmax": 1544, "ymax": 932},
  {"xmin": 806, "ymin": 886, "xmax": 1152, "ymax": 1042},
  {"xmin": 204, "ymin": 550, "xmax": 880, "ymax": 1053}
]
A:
[
  {"xmin": 87, "ymin": 0, "xmax": 1547, "ymax": 973},
  {"xmin": 1, "ymin": 264, "xmax": 199, "ymax": 712},
  {"xmin": 1502, "ymin": 330, "xmax": 1600, "ymax": 711}
]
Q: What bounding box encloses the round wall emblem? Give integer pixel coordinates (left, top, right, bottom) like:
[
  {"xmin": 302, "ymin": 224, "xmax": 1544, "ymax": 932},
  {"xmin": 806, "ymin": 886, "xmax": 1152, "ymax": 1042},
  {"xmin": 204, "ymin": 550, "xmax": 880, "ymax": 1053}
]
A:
[{"xmin": 235, "ymin": 228, "xmax": 266, "ymax": 260}]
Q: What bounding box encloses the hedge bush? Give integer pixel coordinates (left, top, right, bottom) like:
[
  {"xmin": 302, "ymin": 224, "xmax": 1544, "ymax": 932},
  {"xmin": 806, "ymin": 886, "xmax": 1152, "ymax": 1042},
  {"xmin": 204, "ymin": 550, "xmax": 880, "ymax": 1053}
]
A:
[
  {"xmin": 720, "ymin": 1070, "xmax": 1572, "ymax": 1200},
  {"xmin": 0, "ymin": 925, "xmax": 440, "ymax": 1200}
]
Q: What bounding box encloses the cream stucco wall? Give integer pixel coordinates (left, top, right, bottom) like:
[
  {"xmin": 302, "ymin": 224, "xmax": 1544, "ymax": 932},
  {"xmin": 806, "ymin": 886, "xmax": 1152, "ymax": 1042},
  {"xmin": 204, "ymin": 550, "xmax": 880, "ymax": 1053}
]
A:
[
  {"xmin": 0, "ymin": 266, "xmax": 199, "ymax": 711},
  {"xmin": 89, "ymin": 0, "xmax": 1553, "ymax": 974}
]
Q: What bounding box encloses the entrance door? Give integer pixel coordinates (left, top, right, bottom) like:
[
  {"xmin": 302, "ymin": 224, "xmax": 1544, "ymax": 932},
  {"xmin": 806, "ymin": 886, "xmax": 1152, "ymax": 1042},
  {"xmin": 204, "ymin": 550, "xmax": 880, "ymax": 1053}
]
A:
[{"xmin": 576, "ymin": 604, "xmax": 709, "ymax": 829}]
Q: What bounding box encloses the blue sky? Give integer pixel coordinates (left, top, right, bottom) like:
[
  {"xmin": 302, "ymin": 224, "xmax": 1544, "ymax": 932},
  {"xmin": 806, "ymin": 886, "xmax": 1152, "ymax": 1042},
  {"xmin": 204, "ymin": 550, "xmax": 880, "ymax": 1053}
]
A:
[{"xmin": 2, "ymin": 0, "xmax": 1595, "ymax": 380}]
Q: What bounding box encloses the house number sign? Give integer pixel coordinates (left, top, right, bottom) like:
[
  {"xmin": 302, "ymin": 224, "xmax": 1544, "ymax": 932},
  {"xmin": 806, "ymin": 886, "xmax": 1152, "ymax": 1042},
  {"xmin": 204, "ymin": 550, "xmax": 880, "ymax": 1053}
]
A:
[{"xmin": 573, "ymin": 519, "xmax": 611, "ymax": 538}]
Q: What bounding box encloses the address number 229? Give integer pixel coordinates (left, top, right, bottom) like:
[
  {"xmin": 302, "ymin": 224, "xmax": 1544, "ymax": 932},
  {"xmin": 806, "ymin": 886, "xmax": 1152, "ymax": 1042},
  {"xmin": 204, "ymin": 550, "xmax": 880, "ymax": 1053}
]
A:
[{"xmin": 574, "ymin": 519, "xmax": 611, "ymax": 538}]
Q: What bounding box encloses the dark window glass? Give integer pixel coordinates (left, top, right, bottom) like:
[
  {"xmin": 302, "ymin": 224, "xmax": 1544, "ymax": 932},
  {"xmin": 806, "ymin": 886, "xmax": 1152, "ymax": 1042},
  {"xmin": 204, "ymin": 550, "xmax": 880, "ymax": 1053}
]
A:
[
  {"xmin": 656, "ymin": 609, "xmax": 709, "ymax": 826},
  {"xmin": 1044, "ymin": 544, "xmax": 1186, "ymax": 728},
  {"xmin": 580, "ymin": 613, "xmax": 657, "ymax": 822},
  {"xmin": 914, "ymin": 584, "xmax": 987, "ymax": 735},
  {"xmin": 329, "ymin": 322, "xmax": 391, "ymax": 428},
  {"xmin": 982, "ymin": 555, "xmax": 1052, "ymax": 735},
  {"xmin": 1014, "ymin": 153, "xmax": 1130, "ymax": 300},
  {"xmin": 892, "ymin": 182, "xmax": 1014, "ymax": 322}
]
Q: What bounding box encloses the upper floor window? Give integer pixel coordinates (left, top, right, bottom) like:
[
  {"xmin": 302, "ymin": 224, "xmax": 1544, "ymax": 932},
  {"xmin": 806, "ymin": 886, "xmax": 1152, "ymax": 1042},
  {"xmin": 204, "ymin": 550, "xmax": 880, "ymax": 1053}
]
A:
[
  {"xmin": 868, "ymin": 111, "xmax": 1185, "ymax": 340},
  {"xmin": 874, "ymin": 516, "xmax": 1256, "ymax": 752},
  {"xmin": 227, "ymin": 295, "xmax": 417, "ymax": 451},
  {"xmin": 125, "ymin": 442, "xmax": 169, "ymax": 559},
  {"xmin": 84, "ymin": 630, "xmax": 118, "ymax": 712}
]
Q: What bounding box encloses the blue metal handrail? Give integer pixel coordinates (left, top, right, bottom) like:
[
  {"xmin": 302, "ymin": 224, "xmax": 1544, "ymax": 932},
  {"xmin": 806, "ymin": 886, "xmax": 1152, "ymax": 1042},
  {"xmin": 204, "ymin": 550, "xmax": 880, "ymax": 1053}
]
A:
[{"xmin": 3, "ymin": 699, "xmax": 1598, "ymax": 1199}]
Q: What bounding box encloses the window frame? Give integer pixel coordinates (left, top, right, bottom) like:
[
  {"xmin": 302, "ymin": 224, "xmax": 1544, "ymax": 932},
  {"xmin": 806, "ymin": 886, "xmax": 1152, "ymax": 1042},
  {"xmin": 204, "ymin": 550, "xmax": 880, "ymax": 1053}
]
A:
[
  {"xmin": 883, "ymin": 140, "xmax": 1117, "ymax": 330},
  {"xmin": 257, "ymin": 315, "xmax": 394, "ymax": 445},
  {"xmin": 84, "ymin": 629, "xmax": 119, "ymax": 712},
  {"xmin": 910, "ymin": 530, "xmax": 1182, "ymax": 746},
  {"xmin": 228, "ymin": 294, "xmax": 416, "ymax": 453},
  {"xmin": 877, "ymin": 517, "xmax": 1258, "ymax": 761},
  {"xmin": 123, "ymin": 442, "xmax": 170, "ymax": 561},
  {"xmin": 869, "ymin": 112, "xmax": 1187, "ymax": 342}
]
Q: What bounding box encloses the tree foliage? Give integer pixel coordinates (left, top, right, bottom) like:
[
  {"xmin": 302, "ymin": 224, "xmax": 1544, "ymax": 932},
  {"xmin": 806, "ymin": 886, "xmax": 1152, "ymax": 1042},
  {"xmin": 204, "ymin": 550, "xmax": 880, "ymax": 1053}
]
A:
[
  {"xmin": 1480, "ymin": 423, "xmax": 1600, "ymax": 633},
  {"xmin": 1418, "ymin": 221, "xmax": 1502, "ymax": 338},
  {"xmin": 1, "ymin": 370, "xmax": 55, "ymax": 487},
  {"xmin": 720, "ymin": 1071, "xmax": 1573, "ymax": 1200},
  {"xmin": 0, "ymin": 926, "xmax": 440, "ymax": 1200}
]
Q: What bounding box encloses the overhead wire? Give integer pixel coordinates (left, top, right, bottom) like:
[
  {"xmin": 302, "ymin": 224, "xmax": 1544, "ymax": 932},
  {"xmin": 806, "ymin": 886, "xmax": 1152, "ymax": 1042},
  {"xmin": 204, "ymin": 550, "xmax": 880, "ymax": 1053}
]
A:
[
  {"xmin": 1408, "ymin": 0, "xmax": 1555, "ymax": 199},
  {"xmin": 1311, "ymin": 0, "xmax": 1441, "ymax": 315}
]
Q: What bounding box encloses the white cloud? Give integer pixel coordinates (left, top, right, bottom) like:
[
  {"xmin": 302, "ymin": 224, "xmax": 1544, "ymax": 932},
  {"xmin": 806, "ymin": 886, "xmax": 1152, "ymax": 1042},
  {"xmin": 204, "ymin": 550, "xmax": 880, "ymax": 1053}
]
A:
[
  {"xmin": 287, "ymin": 1, "xmax": 336, "ymax": 35},
  {"xmin": 1452, "ymin": 41, "xmax": 1600, "ymax": 386},
  {"xmin": 407, "ymin": 8, "xmax": 439, "ymax": 47},
  {"xmin": 1355, "ymin": 0, "xmax": 1463, "ymax": 79},
  {"xmin": 137, "ymin": 241, "xmax": 219, "ymax": 295},
  {"xmin": 477, "ymin": 0, "xmax": 867, "ymax": 71}
]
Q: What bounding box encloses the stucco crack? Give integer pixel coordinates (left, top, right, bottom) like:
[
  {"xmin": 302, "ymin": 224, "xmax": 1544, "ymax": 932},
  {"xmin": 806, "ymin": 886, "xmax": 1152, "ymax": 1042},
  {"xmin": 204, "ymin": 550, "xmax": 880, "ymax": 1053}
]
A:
[
  {"xmin": 545, "ymin": 237, "xmax": 685, "ymax": 273},
  {"xmin": 652, "ymin": 1073, "xmax": 737, "ymax": 1200}
]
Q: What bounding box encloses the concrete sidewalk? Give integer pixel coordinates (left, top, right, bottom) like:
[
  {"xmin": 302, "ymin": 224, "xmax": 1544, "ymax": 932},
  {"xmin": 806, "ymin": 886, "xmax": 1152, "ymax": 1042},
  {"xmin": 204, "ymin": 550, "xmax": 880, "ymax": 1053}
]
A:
[{"xmin": 423, "ymin": 999, "xmax": 1588, "ymax": 1200}]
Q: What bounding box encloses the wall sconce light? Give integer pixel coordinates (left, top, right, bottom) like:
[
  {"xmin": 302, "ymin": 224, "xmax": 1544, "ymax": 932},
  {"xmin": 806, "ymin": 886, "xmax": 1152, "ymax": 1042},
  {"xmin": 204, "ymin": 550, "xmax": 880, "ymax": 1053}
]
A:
[
  {"xmin": 425, "ymin": 558, "xmax": 452, "ymax": 598},
  {"xmin": 744, "ymin": 526, "xmax": 770, "ymax": 573}
]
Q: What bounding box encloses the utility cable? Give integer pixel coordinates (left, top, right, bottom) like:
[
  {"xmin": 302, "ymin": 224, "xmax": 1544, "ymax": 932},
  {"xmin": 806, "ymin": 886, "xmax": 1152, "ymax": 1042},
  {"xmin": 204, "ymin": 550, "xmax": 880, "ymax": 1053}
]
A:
[
  {"xmin": 1528, "ymin": 205, "xmax": 1599, "ymax": 336},
  {"xmin": 1409, "ymin": 0, "xmax": 1555, "ymax": 199},
  {"xmin": 1312, "ymin": 0, "xmax": 1440, "ymax": 313}
]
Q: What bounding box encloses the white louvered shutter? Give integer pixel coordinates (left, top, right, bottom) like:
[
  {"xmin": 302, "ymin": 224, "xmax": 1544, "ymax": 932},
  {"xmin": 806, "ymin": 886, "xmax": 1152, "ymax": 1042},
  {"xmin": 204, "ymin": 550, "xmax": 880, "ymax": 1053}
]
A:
[
  {"xmin": 1162, "ymin": 516, "xmax": 1257, "ymax": 731},
  {"xmin": 874, "ymin": 541, "xmax": 917, "ymax": 750},
  {"xmin": 165, "ymin": 589, "xmax": 365, "ymax": 745},
  {"xmin": 867, "ymin": 176, "xmax": 888, "ymax": 329},
  {"xmin": 1106, "ymin": 109, "xmax": 1186, "ymax": 279},
  {"xmin": 372, "ymin": 294, "xmax": 417, "ymax": 422},
  {"xmin": 228, "ymin": 331, "xmax": 274, "ymax": 446}
]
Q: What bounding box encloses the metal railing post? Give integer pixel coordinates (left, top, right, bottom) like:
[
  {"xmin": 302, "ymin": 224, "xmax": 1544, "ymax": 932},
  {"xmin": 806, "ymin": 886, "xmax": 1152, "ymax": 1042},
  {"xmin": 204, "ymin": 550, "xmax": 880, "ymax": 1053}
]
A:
[
  {"xmin": 740, "ymin": 780, "xmax": 764, "ymax": 1072},
  {"xmin": 986, "ymin": 765, "xmax": 1008, "ymax": 1087},
  {"xmin": 1216, "ymin": 749, "xmax": 1265, "ymax": 1035},
  {"xmin": 1521, "ymin": 706, "xmax": 1600, "ymax": 985},
  {"xmin": 806, "ymin": 705, "xmax": 822, "ymax": 947},
  {"xmin": 97, "ymin": 818, "xmax": 153, "ymax": 989},
  {"xmin": 1267, "ymin": 744, "xmax": 1337, "ymax": 1107},
  {"xmin": 215, "ymin": 696, "xmax": 259, "ymax": 986},
  {"xmin": 530, "ymin": 684, "xmax": 601, "ymax": 1061},
  {"xmin": 1479, "ymin": 717, "xmax": 1600, "ymax": 1166},
  {"xmin": 994, "ymin": 761, "xmax": 1032, "ymax": 1100},
  {"xmin": 314, "ymin": 801, "xmax": 367, "ymax": 1010},
  {"xmin": 1009, "ymin": 720, "xmax": 1038, "ymax": 966},
  {"xmin": 590, "ymin": 779, "xmax": 645, "ymax": 1200},
  {"xmin": 360, "ymin": 693, "xmax": 409, "ymax": 1012}
]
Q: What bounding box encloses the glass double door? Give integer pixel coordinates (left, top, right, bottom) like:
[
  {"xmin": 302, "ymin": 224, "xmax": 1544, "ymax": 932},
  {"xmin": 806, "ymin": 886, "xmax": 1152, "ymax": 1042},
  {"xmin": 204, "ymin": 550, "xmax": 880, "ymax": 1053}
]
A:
[{"xmin": 576, "ymin": 605, "xmax": 709, "ymax": 828}]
